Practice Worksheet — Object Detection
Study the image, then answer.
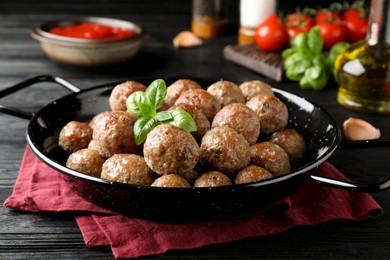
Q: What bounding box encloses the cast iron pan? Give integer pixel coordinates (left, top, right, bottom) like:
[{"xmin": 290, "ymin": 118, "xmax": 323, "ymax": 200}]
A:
[{"xmin": 1, "ymin": 75, "xmax": 390, "ymax": 222}]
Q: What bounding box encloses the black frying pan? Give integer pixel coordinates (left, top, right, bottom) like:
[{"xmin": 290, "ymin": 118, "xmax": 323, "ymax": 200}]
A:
[{"xmin": 1, "ymin": 75, "xmax": 389, "ymax": 222}]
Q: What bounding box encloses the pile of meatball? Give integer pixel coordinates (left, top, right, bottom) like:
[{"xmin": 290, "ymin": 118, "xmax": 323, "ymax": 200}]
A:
[{"xmin": 59, "ymin": 79, "xmax": 307, "ymax": 188}]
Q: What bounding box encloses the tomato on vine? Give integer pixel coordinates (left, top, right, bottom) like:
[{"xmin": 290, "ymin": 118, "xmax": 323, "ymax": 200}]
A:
[
  {"xmin": 255, "ymin": 16, "xmax": 289, "ymax": 52},
  {"xmin": 285, "ymin": 12, "xmax": 315, "ymax": 40},
  {"xmin": 315, "ymin": 20, "xmax": 347, "ymax": 49},
  {"xmin": 342, "ymin": 8, "xmax": 368, "ymax": 43},
  {"xmin": 315, "ymin": 10, "xmax": 340, "ymax": 22}
]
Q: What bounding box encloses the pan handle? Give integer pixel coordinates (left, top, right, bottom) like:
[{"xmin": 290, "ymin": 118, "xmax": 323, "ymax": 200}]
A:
[
  {"xmin": 0, "ymin": 75, "xmax": 80, "ymax": 120},
  {"xmin": 308, "ymin": 139, "xmax": 390, "ymax": 192}
]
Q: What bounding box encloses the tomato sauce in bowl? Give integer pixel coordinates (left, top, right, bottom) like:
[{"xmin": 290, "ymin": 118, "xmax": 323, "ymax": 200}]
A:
[{"xmin": 49, "ymin": 22, "xmax": 135, "ymax": 40}]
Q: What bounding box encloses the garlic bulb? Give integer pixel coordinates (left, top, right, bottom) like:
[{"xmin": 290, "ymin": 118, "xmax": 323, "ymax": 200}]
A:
[
  {"xmin": 173, "ymin": 31, "xmax": 202, "ymax": 48},
  {"xmin": 343, "ymin": 117, "xmax": 381, "ymax": 141}
]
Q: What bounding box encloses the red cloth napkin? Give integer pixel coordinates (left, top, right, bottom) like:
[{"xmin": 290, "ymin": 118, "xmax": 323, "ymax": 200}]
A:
[{"xmin": 4, "ymin": 146, "xmax": 383, "ymax": 259}]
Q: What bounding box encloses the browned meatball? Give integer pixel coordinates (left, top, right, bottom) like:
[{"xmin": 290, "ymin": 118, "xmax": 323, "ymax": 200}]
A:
[
  {"xmin": 250, "ymin": 142, "xmax": 290, "ymax": 176},
  {"xmin": 211, "ymin": 103, "xmax": 260, "ymax": 145},
  {"xmin": 246, "ymin": 95, "xmax": 288, "ymax": 134},
  {"xmin": 269, "ymin": 129, "xmax": 306, "ymax": 163},
  {"xmin": 177, "ymin": 167, "xmax": 200, "ymax": 184},
  {"xmin": 165, "ymin": 79, "xmax": 202, "ymax": 106},
  {"xmin": 151, "ymin": 174, "xmax": 191, "ymax": 188},
  {"xmin": 101, "ymin": 154, "xmax": 155, "ymax": 185},
  {"xmin": 88, "ymin": 111, "xmax": 139, "ymax": 158},
  {"xmin": 143, "ymin": 124, "xmax": 200, "ymax": 175},
  {"xmin": 59, "ymin": 121, "xmax": 92, "ymax": 153},
  {"xmin": 169, "ymin": 103, "xmax": 210, "ymax": 142},
  {"xmin": 109, "ymin": 81, "xmax": 147, "ymax": 111},
  {"xmin": 239, "ymin": 80, "xmax": 274, "ymax": 101},
  {"xmin": 194, "ymin": 171, "xmax": 232, "ymax": 187},
  {"xmin": 207, "ymin": 80, "xmax": 245, "ymax": 107},
  {"xmin": 200, "ymin": 126, "xmax": 250, "ymax": 175},
  {"xmin": 66, "ymin": 148, "xmax": 105, "ymax": 177},
  {"xmin": 174, "ymin": 88, "xmax": 221, "ymax": 122},
  {"xmin": 234, "ymin": 165, "xmax": 273, "ymax": 184}
]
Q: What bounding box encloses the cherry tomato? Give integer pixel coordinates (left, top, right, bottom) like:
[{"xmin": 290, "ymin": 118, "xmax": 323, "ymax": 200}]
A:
[
  {"xmin": 316, "ymin": 20, "xmax": 347, "ymax": 49},
  {"xmin": 261, "ymin": 15, "xmax": 283, "ymax": 25},
  {"xmin": 342, "ymin": 9, "xmax": 368, "ymax": 43},
  {"xmin": 255, "ymin": 21, "xmax": 288, "ymax": 52},
  {"xmin": 315, "ymin": 10, "xmax": 340, "ymax": 22},
  {"xmin": 285, "ymin": 13, "xmax": 314, "ymax": 31},
  {"xmin": 286, "ymin": 26, "xmax": 306, "ymax": 41},
  {"xmin": 285, "ymin": 13, "xmax": 314, "ymax": 40}
]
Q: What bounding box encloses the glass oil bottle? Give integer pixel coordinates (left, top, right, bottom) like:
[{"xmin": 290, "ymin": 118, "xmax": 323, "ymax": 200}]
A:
[{"xmin": 334, "ymin": 0, "xmax": 390, "ymax": 114}]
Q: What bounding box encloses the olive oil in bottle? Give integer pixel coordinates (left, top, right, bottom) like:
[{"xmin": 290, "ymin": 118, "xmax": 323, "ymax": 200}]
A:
[{"xmin": 334, "ymin": 0, "xmax": 390, "ymax": 115}]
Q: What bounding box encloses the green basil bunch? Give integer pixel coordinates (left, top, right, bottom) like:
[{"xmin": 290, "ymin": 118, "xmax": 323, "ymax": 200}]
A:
[
  {"xmin": 283, "ymin": 27, "xmax": 350, "ymax": 91},
  {"xmin": 126, "ymin": 79, "xmax": 197, "ymax": 145},
  {"xmin": 282, "ymin": 26, "xmax": 329, "ymax": 91}
]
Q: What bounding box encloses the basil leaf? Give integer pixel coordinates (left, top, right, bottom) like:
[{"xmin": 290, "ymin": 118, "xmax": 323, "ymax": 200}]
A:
[
  {"xmin": 281, "ymin": 48, "xmax": 297, "ymax": 60},
  {"xmin": 133, "ymin": 117, "xmax": 158, "ymax": 145},
  {"xmin": 299, "ymin": 64, "xmax": 328, "ymax": 91},
  {"xmin": 290, "ymin": 33, "xmax": 309, "ymax": 50},
  {"xmin": 284, "ymin": 51, "xmax": 310, "ymax": 68},
  {"xmin": 126, "ymin": 91, "xmax": 146, "ymax": 116},
  {"xmin": 307, "ymin": 26, "xmax": 323, "ymax": 55},
  {"xmin": 138, "ymin": 102, "xmax": 156, "ymax": 118},
  {"xmin": 286, "ymin": 58, "xmax": 312, "ymax": 81},
  {"xmin": 145, "ymin": 79, "xmax": 167, "ymax": 110},
  {"xmin": 168, "ymin": 109, "xmax": 197, "ymax": 132},
  {"xmin": 155, "ymin": 110, "xmax": 173, "ymax": 122}
]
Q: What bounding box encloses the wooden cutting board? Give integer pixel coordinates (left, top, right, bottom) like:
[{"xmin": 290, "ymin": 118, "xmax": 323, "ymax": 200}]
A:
[{"xmin": 223, "ymin": 44, "xmax": 284, "ymax": 82}]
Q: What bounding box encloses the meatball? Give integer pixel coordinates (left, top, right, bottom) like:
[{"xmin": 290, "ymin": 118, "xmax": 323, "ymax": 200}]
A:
[
  {"xmin": 66, "ymin": 148, "xmax": 105, "ymax": 177},
  {"xmin": 143, "ymin": 124, "xmax": 200, "ymax": 175},
  {"xmin": 165, "ymin": 79, "xmax": 202, "ymax": 106},
  {"xmin": 200, "ymin": 126, "xmax": 250, "ymax": 175},
  {"xmin": 194, "ymin": 171, "xmax": 232, "ymax": 187},
  {"xmin": 59, "ymin": 121, "xmax": 92, "ymax": 153},
  {"xmin": 246, "ymin": 95, "xmax": 288, "ymax": 134},
  {"xmin": 177, "ymin": 167, "xmax": 200, "ymax": 184},
  {"xmin": 234, "ymin": 165, "xmax": 273, "ymax": 184},
  {"xmin": 239, "ymin": 80, "xmax": 274, "ymax": 101},
  {"xmin": 169, "ymin": 103, "xmax": 210, "ymax": 142},
  {"xmin": 109, "ymin": 81, "xmax": 147, "ymax": 111},
  {"xmin": 174, "ymin": 88, "xmax": 221, "ymax": 122},
  {"xmin": 88, "ymin": 111, "xmax": 139, "ymax": 158},
  {"xmin": 207, "ymin": 80, "xmax": 245, "ymax": 107},
  {"xmin": 250, "ymin": 142, "xmax": 290, "ymax": 176},
  {"xmin": 269, "ymin": 129, "xmax": 306, "ymax": 163},
  {"xmin": 211, "ymin": 103, "xmax": 260, "ymax": 145},
  {"xmin": 101, "ymin": 154, "xmax": 155, "ymax": 185},
  {"xmin": 151, "ymin": 174, "xmax": 191, "ymax": 188}
]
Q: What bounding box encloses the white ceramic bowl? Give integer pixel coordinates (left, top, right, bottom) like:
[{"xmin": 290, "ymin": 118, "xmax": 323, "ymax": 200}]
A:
[{"xmin": 31, "ymin": 17, "xmax": 147, "ymax": 67}]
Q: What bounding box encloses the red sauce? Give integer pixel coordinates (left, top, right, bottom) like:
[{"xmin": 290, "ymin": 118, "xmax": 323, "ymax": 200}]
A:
[{"xmin": 49, "ymin": 22, "xmax": 135, "ymax": 40}]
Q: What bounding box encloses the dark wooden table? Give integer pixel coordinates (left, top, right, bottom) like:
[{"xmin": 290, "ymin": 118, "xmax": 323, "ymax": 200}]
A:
[{"xmin": 1, "ymin": 0, "xmax": 389, "ymax": 259}]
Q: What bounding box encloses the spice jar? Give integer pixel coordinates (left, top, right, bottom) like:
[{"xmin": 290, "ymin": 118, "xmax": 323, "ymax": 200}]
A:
[
  {"xmin": 334, "ymin": 0, "xmax": 390, "ymax": 115},
  {"xmin": 191, "ymin": 0, "xmax": 228, "ymax": 39},
  {"xmin": 239, "ymin": 0, "xmax": 276, "ymax": 45}
]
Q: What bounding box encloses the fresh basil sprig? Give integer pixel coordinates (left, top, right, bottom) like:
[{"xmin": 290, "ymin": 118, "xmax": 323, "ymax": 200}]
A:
[
  {"xmin": 282, "ymin": 26, "xmax": 350, "ymax": 91},
  {"xmin": 126, "ymin": 79, "xmax": 197, "ymax": 145},
  {"xmin": 282, "ymin": 26, "xmax": 328, "ymax": 91}
]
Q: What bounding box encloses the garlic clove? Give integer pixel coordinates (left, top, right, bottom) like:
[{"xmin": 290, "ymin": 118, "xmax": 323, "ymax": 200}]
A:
[
  {"xmin": 173, "ymin": 31, "xmax": 202, "ymax": 48},
  {"xmin": 343, "ymin": 117, "xmax": 381, "ymax": 141}
]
